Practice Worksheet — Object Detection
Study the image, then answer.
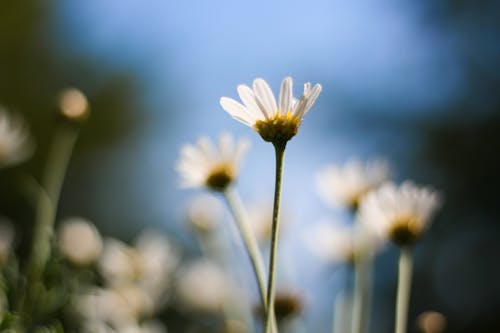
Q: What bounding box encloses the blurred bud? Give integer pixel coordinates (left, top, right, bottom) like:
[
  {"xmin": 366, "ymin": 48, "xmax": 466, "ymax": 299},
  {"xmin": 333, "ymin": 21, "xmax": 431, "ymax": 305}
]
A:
[
  {"xmin": 186, "ymin": 194, "xmax": 223, "ymax": 233},
  {"xmin": 57, "ymin": 217, "xmax": 103, "ymax": 266},
  {"xmin": 416, "ymin": 311, "xmax": 447, "ymax": 333},
  {"xmin": 254, "ymin": 288, "xmax": 304, "ymax": 323},
  {"xmin": 58, "ymin": 88, "xmax": 90, "ymax": 122},
  {"xmin": 0, "ymin": 218, "xmax": 15, "ymax": 266}
]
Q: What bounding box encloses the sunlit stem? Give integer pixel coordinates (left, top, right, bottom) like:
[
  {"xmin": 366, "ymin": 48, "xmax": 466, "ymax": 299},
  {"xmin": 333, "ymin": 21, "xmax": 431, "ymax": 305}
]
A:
[
  {"xmin": 23, "ymin": 123, "xmax": 79, "ymax": 320},
  {"xmin": 333, "ymin": 289, "xmax": 352, "ymax": 333},
  {"xmin": 222, "ymin": 187, "xmax": 268, "ymax": 310},
  {"xmin": 394, "ymin": 246, "xmax": 413, "ymax": 333},
  {"xmin": 351, "ymin": 251, "xmax": 373, "ymax": 333},
  {"xmin": 265, "ymin": 142, "xmax": 286, "ymax": 333}
]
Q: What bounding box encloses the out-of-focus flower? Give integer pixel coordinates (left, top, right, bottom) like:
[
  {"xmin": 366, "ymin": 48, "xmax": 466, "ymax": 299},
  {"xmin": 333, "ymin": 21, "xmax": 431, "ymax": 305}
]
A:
[
  {"xmin": 177, "ymin": 134, "xmax": 249, "ymax": 191},
  {"xmin": 59, "ymin": 88, "xmax": 90, "ymax": 122},
  {"xmin": 358, "ymin": 181, "xmax": 441, "ymax": 247},
  {"xmin": 220, "ymin": 77, "xmax": 321, "ymax": 144},
  {"xmin": 77, "ymin": 286, "xmax": 154, "ymax": 331},
  {"xmin": 306, "ymin": 220, "xmax": 381, "ymax": 264},
  {"xmin": 98, "ymin": 231, "xmax": 179, "ymax": 308},
  {"xmin": 185, "ymin": 194, "xmax": 224, "ymax": 233},
  {"xmin": 57, "ymin": 217, "xmax": 103, "ymax": 266},
  {"xmin": 416, "ymin": 311, "xmax": 447, "ymax": 333},
  {"xmin": 316, "ymin": 159, "xmax": 390, "ymax": 211},
  {"xmin": 176, "ymin": 259, "xmax": 232, "ymax": 313},
  {"xmin": 0, "ymin": 107, "xmax": 33, "ymax": 168}
]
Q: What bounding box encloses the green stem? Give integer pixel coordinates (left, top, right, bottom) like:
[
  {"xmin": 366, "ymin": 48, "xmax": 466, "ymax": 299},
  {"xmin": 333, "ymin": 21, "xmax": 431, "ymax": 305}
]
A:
[
  {"xmin": 264, "ymin": 143, "xmax": 286, "ymax": 333},
  {"xmin": 351, "ymin": 251, "xmax": 373, "ymax": 333},
  {"xmin": 394, "ymin": 247, "xmax": 413, "ymax": 333},
  {"xmin": 23, "ymin": 124, "xmax": 79, "ymax": 322},
  {"xmin": 222, "ymin": 187, "xmax": 268, "ymax": 310}
]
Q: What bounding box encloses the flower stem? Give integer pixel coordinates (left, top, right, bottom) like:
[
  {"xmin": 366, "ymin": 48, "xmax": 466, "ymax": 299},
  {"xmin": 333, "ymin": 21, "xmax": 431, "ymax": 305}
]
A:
[
  {"xmin": 394, "ymin": 246, "xmax": 413, "ymax": 333},
  {"xmin": 222, "ymin": 187, "xmax": 268, "ymax": 310},
  {"xmin": 265, "ymin": 142, "xmax": 286, "ymax": 333},
  {"xmin": 22, "ymin": 123, "xmax": 79, "ymax": 323},
  {"xmin": 351, "ymin": 252, "xmax": 373, "ymax": 333}
]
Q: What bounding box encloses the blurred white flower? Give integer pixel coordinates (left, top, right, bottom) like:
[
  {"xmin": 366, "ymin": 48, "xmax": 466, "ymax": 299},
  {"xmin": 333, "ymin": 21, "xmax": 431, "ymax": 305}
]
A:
[
  {"xmin": 306, "ymin": 220, "xmax": 381, "ymax": 264},
  {"xmin": 177, "ymin": 134, "xmax": 249, "ymax": 191},
  {"xmin": 0, "ymin": 107, "xmax": 33, "ymax": 168},
  {"xmin": 57, "ymin": 217, "xmax": 103, "ymax": 266},
  {"xmin": 220, "ymin": 77, "xmax": 321, "ymax": 143},
  {"xmin": 357, "ymin": 181, "xmax": 441, "ymax": 247},
  {"xmin": 98, "ymin": 231, "xmax": 179, "ymax": 309},
  {"xmin": 78, "ymin": 286, "xmax": 154, "ymax": 331},
  {"xmin": 316, "ymin": 159, "xmax": 390, "ymax": 210},
  {"xmin": 185, "ymin": 194, "xmax": 224, "ymax": 233},
  {"xmin": 59, "ymin": 88, "xmax": 90, "ymax": 122},
  {"xmin": 176, "ymin": 259, "xmax": 232, "ymax": 313},
  {"xmin": 0, "ymin": 218, "xmax": 14, "ymax": 266}
]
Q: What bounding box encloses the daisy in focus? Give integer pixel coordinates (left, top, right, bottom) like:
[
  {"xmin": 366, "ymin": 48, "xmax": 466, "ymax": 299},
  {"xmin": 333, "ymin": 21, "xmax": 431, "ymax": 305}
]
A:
[
  {"xmin": 316, "ymin": 159, "xmax": 390, "ymax": 211},
  {"xmin": 357, "ymin": 181, "xmax": 441, "ymax": 247},
  {"xmin": 176, "ymin": 134, "xmax": 249, "ymax": 191},
  {"xmin": 0, "ymin": 107, "xmax": 33, "ymax": 168},
  {"xmin": 220, "ymin": 77, "xmax": 321, "ymax": 144}
]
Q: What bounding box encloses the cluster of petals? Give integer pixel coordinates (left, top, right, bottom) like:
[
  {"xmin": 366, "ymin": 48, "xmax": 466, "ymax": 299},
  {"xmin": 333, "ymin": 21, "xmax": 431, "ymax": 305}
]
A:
[
  {"xmin": 357, "ymin": 181, "xmax": 441, "ymax": 245},
  {"xmin": 317, "ymin": 159, "xmax": 390, "ymax": 209},
  {"xmin": 220, "ymin": 77, "xmax": 321, "ymax": 132},
  {"xmin": 176, "ymin": 133, "xmax": 249, "ymax": 190}
]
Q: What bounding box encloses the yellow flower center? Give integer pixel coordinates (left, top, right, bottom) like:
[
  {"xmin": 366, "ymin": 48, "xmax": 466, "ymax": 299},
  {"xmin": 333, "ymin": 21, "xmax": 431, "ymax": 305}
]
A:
[
  {"xmin": 253, "ymin": 111, "xmax": 301, "ymax": 144},
  {"xmin": 205, "ymin": 163, "xmax": 235, "ymax": 191},
  {"xmin": 388, "ymin": 215, "xmax": 422, "ymax": 247}
]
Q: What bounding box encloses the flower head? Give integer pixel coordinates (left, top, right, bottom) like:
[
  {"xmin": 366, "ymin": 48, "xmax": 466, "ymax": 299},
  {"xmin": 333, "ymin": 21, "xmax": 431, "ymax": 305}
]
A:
[
  {"xmin": 316, "ymin": 159, "xmax": 390, "ymax": 211},
  {"xmin": 176, "ymin": 134, "xmax": 249, "ymax": 191},
  {"xmin": 0, "ymin": 107, "xmax": 33, "ymax": 168},
  {"xmin": 59, "ymin": 88, "xmax": 90, "ymax": 122},
  {"xmin": 357, "ymin": 181, "xmax": 441, "ymax": 247},
  {"xmin": 57, "ymin": 217, "xmax": 103, "ymax": 266},
  {"xmin": 306, "ymin": 220, "xmax": 382, "ymax": 264},
  {"xmin": 220, "ymin": 77, "xmax": 321, "ymax": 145}
]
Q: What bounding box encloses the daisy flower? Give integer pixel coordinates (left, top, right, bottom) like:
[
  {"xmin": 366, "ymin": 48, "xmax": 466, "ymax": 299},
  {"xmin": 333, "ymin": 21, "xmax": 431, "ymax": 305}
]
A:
[
  {"xmin": 176, "ymin": 133, "xmax": 249, "ymax": 191},
  {"xmin": 59, "ymin": 88, "xmax": 90, "ymax": 122},
  {"xmin": 0, "ymin": 107, "xmax": 34, "ymax": 168},
  {"xmin": 220, "ymin": 77, "xmax": 321, "ymax": 144},
  {"xmin": 357, "ymin": 181, "xmax": 441, "ymax": 247},
  {"xmin": 316, "ymin": 159, "xmax": 390, "ymax": 211},
  {"xmin": 306, "ymin": 220, "xmax": 382, "ymax": 264}
]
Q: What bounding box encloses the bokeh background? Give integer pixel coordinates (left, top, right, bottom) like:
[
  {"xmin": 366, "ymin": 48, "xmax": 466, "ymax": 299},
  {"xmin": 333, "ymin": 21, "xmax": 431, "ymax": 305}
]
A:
[{"xmin": 1, "ymin": 0, "xmax": 499, "ymax": 332}]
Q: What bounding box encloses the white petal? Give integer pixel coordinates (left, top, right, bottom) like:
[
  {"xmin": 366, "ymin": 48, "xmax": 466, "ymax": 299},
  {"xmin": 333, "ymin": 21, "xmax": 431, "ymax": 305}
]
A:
[
  {"xmin": 295, "ymin": 83, "xmax": 322, "ymax": 119},
  {"xmin": 253, "ymin": 78, "xmax": 277, "ymax": 117},
  {"xmin": 237, "ymin": 85, "xmax": 266, "ymax": 120},
  {"xmin": 220, "ymin": 97, "xmax": 255, "ymax": 126},
  {"xmin": 278, "ymin": 77, "xmax": 293, "ymax": 115}
]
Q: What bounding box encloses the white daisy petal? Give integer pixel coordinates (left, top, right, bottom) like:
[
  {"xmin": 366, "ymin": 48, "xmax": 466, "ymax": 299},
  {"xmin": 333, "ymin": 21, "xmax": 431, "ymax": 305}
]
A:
[
  {"xmin": 237, "ymin": 85, "xmax": 266, "ymax": 120},
  {"xmin": 220, "ymin": 97, "xmax": 255, "ymax": 126},
  {"xmin": 253, "ymin": 78, "xmax": 277, "ymax": 116},
  {"xmin": 278, "ymin": 77, "xmax": 293, "ymax": 115}
]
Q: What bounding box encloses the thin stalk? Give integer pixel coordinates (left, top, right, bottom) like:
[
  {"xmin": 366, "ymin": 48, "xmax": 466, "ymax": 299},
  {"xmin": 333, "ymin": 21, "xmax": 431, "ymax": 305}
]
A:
[
  {"xmin": 351, "ymin": 252, "xmax": 373, "ymax": 333},
  {"xmin": 222, "ymin": 188, "xmax": 268, "ymax": 311},
  {"xmin": 394, "ymin": 247, "xmax": 413, "ymax": 333},
  {"xmin": 264, "ymin": 143, "xmax": 286, "ymax": 333},
  {"xmin": 23, "ymin": 124, "xmax": 79, "ymax": 321}
]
